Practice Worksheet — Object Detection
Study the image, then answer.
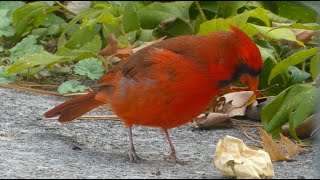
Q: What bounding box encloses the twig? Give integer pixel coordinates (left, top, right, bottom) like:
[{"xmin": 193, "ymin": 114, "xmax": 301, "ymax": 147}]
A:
[
  {"xmin": 195, "ymin": 1, "xmax": 207, "ymax": 22},
  {"xmin": 54, "ymin": 1, "xmax": 77, "ymax": 16},
  {"xmin": 0, "ymin": 83, "xmax": 62, "ymax": 96},
  {"xmin": 238, "ymin": 126, "xmax": 263, "ymax": 144},
  {"xmin": 44, "ymin": 115, "xmax": 120, "ymax": 121}
]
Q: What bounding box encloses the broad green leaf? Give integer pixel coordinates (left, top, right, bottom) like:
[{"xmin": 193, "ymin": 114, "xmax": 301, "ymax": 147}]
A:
[
  {"xmin": 0, "ymin": 67, "xmax": 16, "ymax": 84},
  {"xmin": 138, "ymin": 1, "xmax": 194, "ymax": 29},
  {"xmin": 198, "ymin": 8, "xmax": 269, "ymax": 35},
  {"xmin": 266, "ymin": 11, "xmax": 294, "ymax": 23},
  {"xmin": 286, "ymin": 66, "xmax": 310, "ymax": 86},
  {"xmin": 275, "ymin": 1, "xmax": 317, "ymax": 23},
  {"xmin": 58, "ymin": 8, "xmax": 103, "ymax": 47},
  {"xmin": 310, "ymin": 54, "xmax": 319, "ymax": 80},
  {"xmin": 271, "ymin": 23, "xmax": 320, "ymax": 31},
  {"xmin": 138, "ymin": 29, "xmax": 155, "ymax": 42},
  {"xmin": 257, "ymin": 45, "xmax": 276, "ymax": 62},
  {"xmin": 63, "ymin": 26, "xmax": 99, "ymax": 50},
  {"xmin": 289, "ymin": 88, "xmax": 319, "ymax": 139},
  {"xmin": 261, "ymin": 83, "xmax": 315, "ymax": 138},
  {"xmin": 122, "ymin": 1, "xmax": 140, "ymax": 33},
  {"xmin": 268, "ymin": 48, "xmax": 319, "ymax": 84},
  {"xmin": 0, "ymin": 1, "xmax": 25, "ymax": 19},
  {"xmin": 40, "ymin": 13, "xmax": 66, "ymax": 27},
  {"xmin": 56, "ymin": 35, "xmax": 102, "ymax": 60},
  {"xmin": 5, "ymin": 51, "xmax": 68, "ymax": 75},
  {"xmin": 58, "ymin": 80, "xmax": 88, "ymax": 94},
  {"xmin": 251, "ymin": 24, "xmax": 304, "ymax": 46},
  {"xmin": 74, "ymin": 58, "xmax": 105, "ymax": 80},
  {"xmin": 0, "ymin": 9, "xmax": 15, "ymax": 37},
  {"xmin": 216, "ymin": 1, "xmax": 246, "ymax": 17},
  {"xmin": 13, "ymin": 1, "xmax": 51, "ymax": 38},
  {"xmin": 8, "ymin": 35, "xmax": 43, "ymax": 63}
]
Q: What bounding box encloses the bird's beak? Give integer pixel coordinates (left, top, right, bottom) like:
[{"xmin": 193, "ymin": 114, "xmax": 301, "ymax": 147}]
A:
[{"xmin": 239, "ymin": 74, "xmax": 259, "ymax": 92}]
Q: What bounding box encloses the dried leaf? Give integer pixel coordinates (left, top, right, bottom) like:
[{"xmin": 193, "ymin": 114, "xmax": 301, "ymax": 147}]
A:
[
  {"xmin": 280, "ymin": 134, "xmax": 302, "ymax": 158},
  {"xmin": 132, "ymin": 36, "xmax": 166, "ymax": 53},
  {"xmin": 190, "ymin": 113, "xmax": 229, "ymax": 128},
  {"xmin": 216, "ymin": 91, "xmax": 256, "ymax": 117},
  {"xmin": 259, "ymin": 128, "xmax": 287, "ymax": 161}
]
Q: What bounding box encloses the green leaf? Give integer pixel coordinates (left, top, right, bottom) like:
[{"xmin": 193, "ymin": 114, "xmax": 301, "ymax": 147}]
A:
[
  {"xmin": 58, "ymin": 8, "xmax": 103, "ymax": 47},
  {"xmin": 63, "ymin": 26, "xmax": 99, "ymax": 50},
  {"xmin": 57, "ymin": 80, "xmax": 88, "ymax": 94},
  {"xmin": 56, "ymin": 35, "xmax": 102, "ymax": 60},
  {"xmin": 74, "ymin": 58, "xmax": 105, "ymax": 80},
  {"xmin": 268, "ymin": 48, "xmax": 319, "ymax": 84},
  {"xmin": 251, "ymin": 24, "xmax": 304, "ymax": 46},
  {"xmin": 0, "ymin": 1, "xmax": 25, "ymax": 19},
  {"xmin": 261, "ymin": 83, "xmax": 315, "ymax": 138},
  {"xmin": 286, "ymin": 66, "xmax": 310, "ymax": 86},
  {"xmin": 275, "ymin": 1, "xmax": 317, "ymax": 23},
  {"xmin": 138, "ymin": 29, "xmax": 155, "ymax": 42},
  {"xmin": 0, "ymin": 9, "xmax": 15, "ymax": 37},
  {"xmin": 198, "ymin": 8, "xmax": 269, "ymax": 35},
  {"xmin": 257, "ymin": 45, "xmax": 276, "ymax": 62},
  {"xmin": 216, "ymin": 1, "xmax": 246, "ymax": 17},
  {"xmin": 289, "ymin": 88, "xmax": 319, "ymax": 139},
  {"xmin": 122, "ymin": 1, "xmax": 140, "ymax": 33},
  {"xmin": 8, "ymin": 35, "xmax": 43, "ymax": 63},
  {"xmin": 266, "ymin": 11, "xmax": 294, "ymax": 23},
  {"xmin": 5, "ymin": 51, "xmax": 68, "ymax": 75},
  {"xmin": 138, "ymin": 1, "xmax": 194, "ymax": 29},
  {"xmin": 0, "ymin": 67, "xmax": 16, "ymax": 84},
  {"xmin": 13, "ymin": 1, "xmax": 51, "ymax": 38},
  {"xmin": 310, "ymin": 54, "xmax": 319, "ymax": 80}
]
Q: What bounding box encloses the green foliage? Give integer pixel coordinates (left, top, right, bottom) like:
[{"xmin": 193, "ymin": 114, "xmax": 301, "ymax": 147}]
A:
[
  {"xmin": 7, "ymin": 35, "xmax": 43, "ymax": 63},
  {"xmin": 57, "ymin": 80, "xmax": 88, "ymax": 94},
  {"xmin": 261, "ymin": 83, "xmax": 319, "ymax": 140},
  {"xmin": 0, "ymin": 67, "xmax": 16, "ymax": 84},
  {"xmin": 74, "ymin": 58, "xmax": 105, "ymax": 80},
  {"xmin": 268, "ymin": 48, "xmax": 318, "ymax": 84}
]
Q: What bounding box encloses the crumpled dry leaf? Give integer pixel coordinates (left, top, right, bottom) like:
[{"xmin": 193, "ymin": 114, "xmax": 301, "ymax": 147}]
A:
[
  {"xmin": 191, "ymin": 91, "xmax": 258, "ymax": 128},
  {"xmin": 282, "ymin": 113, "xmax": 320, "ymax": 140},
  {"xmin": 216, "ymin": 91, "xmax": 256, "ymax": 117},
  {"xmin": 272, "ymin": 22, "xmax": 317, "ymax": 49},
  {"xmin": 188, "ymin": 113, "xmax": 228, "ymax": 128},
  {"xmin": 259, "ymin": 128, "xmax": 302, "ymax": 161},
  {"xmin": 214, "ymin": 135, "xmax": 274, "ymax": 179}
]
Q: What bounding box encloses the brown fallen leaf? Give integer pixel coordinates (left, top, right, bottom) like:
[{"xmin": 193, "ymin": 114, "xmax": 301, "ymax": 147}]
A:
[
  {"xmin": 272, "ymin": 22, "xmax": 317, "ymax": 49},
  {"xmin": 189, "ymin": 113, "xmax": 229, "ymax": 128},
  {"xmin": 216, "ymin": 91, "xmax": 256, "ymax": 117},
  {"xmin": 259, "ymin": 128, "xmax": 303, "ymax": 161},
  {"xmin": 280, "ymin": 134, "xmax": 302, "ymax": 158},
  {"xmin": 259, "ymin": 128, "xmax": 287, "ymax": 161}
]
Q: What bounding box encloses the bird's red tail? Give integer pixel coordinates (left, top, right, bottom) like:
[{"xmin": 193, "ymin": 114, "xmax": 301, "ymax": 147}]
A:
[{"xmin": 44, "ymin": 92, "xmax": 105, "ymax": 122}]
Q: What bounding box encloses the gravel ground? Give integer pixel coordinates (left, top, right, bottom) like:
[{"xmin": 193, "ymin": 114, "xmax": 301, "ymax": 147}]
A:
[{"xmin": 0, "ymin": 87, "xmax": 318, "ymax": 179}]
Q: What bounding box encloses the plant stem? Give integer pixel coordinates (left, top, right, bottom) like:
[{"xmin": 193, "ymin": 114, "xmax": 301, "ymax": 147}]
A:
[
  {"xmin": 54, "ymin": 1, "xmax": 77, "ymax": 16},
  {"xmin": 195, "ymin": 1, "xmax": 207, "ymax": 22}
]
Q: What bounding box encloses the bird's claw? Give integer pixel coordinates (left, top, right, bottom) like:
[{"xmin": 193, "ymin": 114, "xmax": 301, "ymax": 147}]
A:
[
  {"xmin": 161, "ymin": 152, "xmax": 188, "ymax": 165},
  {"xmin": 127, "ymin": 150, "xmax": 146, "ymax": 163}
]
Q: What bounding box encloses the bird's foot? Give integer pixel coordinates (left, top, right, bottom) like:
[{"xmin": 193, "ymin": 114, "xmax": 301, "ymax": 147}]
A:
[
  {"xmin": 161, "ymin": 152, "xmax": 188, "ymax": 165},
  {"xmin": 127, "ymin": 150, "xmax": 146, "ymax": 163}
]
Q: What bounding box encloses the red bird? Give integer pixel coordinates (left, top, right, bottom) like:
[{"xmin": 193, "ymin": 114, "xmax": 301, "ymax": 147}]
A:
[{"xmin": 44, "ymin": 25, "xmax": 262, "ymax": 164}]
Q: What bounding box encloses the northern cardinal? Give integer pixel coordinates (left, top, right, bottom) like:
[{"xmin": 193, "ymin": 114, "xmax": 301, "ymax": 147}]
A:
[{"xmin": 44, "ymin": 25, "xmax": 262, "ymax": 164}]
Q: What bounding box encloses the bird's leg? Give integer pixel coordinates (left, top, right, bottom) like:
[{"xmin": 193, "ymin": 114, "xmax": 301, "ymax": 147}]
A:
[
  {"xmin": 161, "ymin": 129, "xmax": 187, "ymax": 165},
  {"xmin": 127, "ymin": 126, "xmax": 145, "ymax": 163}
]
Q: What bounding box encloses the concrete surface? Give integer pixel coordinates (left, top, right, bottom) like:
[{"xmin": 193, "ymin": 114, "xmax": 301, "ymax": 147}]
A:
[{"xmin": 0, "ymin": 87, "xmax": 317, "ymax": 179}]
